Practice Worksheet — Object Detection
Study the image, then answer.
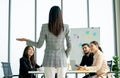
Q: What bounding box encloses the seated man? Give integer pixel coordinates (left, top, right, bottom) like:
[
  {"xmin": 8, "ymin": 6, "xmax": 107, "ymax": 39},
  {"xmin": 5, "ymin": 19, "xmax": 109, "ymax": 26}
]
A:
[{"xmin": 78, "ymin": 43, "xmax": 96, "ymax": 78}]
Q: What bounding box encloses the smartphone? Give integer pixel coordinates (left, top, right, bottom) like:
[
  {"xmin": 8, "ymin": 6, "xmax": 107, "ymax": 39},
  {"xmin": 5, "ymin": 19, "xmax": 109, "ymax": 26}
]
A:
[{"xmin": 75, "ymin": 64, "xmax": 79, "ymax": 67}]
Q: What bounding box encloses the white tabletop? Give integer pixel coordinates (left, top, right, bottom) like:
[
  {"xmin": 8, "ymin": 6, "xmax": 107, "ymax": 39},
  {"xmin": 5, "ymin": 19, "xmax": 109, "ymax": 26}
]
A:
[
  {"xmin": 28, "ymin": 70, "xmax": 96, "ymax": 74},
  {"xmin": 67, "ymin": 70, "xmax": 96, "ymax": 73}
]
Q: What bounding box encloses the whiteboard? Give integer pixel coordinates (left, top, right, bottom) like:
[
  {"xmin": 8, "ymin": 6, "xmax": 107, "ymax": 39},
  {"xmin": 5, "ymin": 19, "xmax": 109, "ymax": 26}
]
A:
[{"xmin": 69, "ymin": 27, "xmax": 100, "ymax": 69}]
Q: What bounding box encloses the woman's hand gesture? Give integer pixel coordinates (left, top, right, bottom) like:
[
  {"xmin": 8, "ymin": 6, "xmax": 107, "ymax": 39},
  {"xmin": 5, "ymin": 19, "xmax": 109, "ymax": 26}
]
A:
[{"xmin": 16, "ymin": 38, "xmax": 28, "ymax": 41}]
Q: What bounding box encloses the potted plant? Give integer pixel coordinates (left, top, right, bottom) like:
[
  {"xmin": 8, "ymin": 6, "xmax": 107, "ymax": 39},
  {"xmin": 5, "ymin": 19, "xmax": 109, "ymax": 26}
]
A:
[{"xmin": 112, "ymin": 56, "xmax": 120, "ymax": 78}]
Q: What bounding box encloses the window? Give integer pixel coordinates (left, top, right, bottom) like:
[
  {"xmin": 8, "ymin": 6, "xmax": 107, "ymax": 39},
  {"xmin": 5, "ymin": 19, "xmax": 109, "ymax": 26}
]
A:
[
  {"xmin": 10, "ymin": 0, "xmax": 35, "ymax": 75},
  {"xmin": 63, "ymin": 0, "xmax": 88, "ymax": 28},
  {"xmin": 89, "ymin": 0, "xmax": 115, "ymax": 60},
  {"xmin": 0, "ymin": 0, "xmax": 9, "ymax": 77}
]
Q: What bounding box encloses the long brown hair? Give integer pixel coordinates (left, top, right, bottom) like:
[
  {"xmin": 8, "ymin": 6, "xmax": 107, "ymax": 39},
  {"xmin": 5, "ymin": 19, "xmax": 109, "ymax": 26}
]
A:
[
  {"xmin": 48, "ymin": 6, "xmax": 64, "ymax": 37},
  {"xmin": 90, "ymin": 41, "xmax": 103, "ymax": 52},
  {"xmin": 23, "ymin": 46, "xmax": 36, "ymax": 66}
]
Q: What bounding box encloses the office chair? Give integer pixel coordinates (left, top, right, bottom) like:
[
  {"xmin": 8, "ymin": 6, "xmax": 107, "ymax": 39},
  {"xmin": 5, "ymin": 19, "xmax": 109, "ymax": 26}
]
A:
[
  {"xmin": 107, "ymin": 60, "xmax": 113, "ymax": 78},
  {"xmin": 1, "ymin": 62, "xmax": 21, "ymax": 78},
  {"xmin": 107, "ymin": 60, "xmax": 113, "ymax": 72}
]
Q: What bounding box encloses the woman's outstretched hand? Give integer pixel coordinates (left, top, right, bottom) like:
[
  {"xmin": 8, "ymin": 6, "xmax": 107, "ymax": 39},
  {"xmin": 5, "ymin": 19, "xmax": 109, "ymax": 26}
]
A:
[{"xmin": 16, "ymin": 38, "xmax": 28, "ymax": 41}]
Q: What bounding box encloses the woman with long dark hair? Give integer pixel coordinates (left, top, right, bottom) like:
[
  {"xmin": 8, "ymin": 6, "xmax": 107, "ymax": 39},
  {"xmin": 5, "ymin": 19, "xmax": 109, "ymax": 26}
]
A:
[
  {"xmin": 19, "ymin": 46, "xmax": 40, "ymax": 78},
  {"xmin": 16, "ymin": 6, "xmax": 71, "ymax": 78}
]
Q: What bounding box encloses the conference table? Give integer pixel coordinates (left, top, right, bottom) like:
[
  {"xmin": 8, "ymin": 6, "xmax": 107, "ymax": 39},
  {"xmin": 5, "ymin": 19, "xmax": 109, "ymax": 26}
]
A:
[{"xmin": 28, "ymin": 70, "xmax": 96, "ymax": 78}]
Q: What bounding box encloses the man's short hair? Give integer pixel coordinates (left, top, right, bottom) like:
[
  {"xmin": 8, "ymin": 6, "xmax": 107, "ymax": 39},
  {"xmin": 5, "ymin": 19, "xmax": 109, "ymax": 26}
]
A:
[{"xmin": 82, "ymin": 43, "xmax": 90, "ymax": 47}]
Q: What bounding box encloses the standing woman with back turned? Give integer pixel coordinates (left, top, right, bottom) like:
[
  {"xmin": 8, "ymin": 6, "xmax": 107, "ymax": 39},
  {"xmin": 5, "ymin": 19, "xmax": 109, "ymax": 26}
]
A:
[{"xmin": 16, "ymin": 6, "xmax": 71, "ymax": 78}]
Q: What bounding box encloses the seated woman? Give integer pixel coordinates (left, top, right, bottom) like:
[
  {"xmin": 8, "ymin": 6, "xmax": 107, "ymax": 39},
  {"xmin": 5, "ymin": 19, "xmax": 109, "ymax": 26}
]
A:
[
  {"xmin": 77, "ymin": 41, "xmax": 109, "ymax": 78},
  {"xmin": 19, "ymin": 46, "xmax": 40, "ymax": 78}
]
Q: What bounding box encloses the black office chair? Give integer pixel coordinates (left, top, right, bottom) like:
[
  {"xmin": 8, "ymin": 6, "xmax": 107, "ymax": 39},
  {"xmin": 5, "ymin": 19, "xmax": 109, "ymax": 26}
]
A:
[
  {"xmin": 1, "ymin": 62, "xmax": 21, "ymax": 78},
  {"xmin": 107, "ymin": 60, "xmax": 113, "ymax": 72},
  {"xmin": 107, "ymin": 60, "xmax": 113, "ymax": 78}
]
